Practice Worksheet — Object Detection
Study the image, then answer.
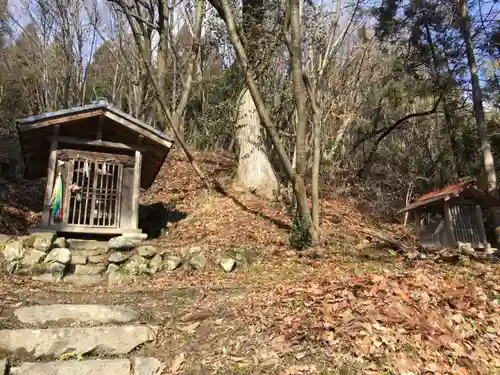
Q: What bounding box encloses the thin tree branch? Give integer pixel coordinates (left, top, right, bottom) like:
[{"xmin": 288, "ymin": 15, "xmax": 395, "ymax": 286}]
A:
[{"xmin": 357, "ymin": 93, "xmax": 444, "ymax": 177}]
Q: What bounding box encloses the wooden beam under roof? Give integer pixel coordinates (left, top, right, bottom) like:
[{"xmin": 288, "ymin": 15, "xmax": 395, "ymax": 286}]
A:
[
  {"xmin": 48, "ymin": 136, "xmax": 141, "ymax": 152},
  {"xmin": 18, "ymin": 110, "xmax": 104, "ymax": 131}
]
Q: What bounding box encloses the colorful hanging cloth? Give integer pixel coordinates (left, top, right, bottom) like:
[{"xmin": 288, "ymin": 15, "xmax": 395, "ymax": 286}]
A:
[{"xmin": 50, "ymin": 172, "xmax": 63, "ymax": 221}]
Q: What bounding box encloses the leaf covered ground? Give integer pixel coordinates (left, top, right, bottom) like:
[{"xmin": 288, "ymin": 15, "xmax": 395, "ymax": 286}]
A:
[{"xmin": 0, "ymin": 151, "xmax": 499, "ymax": 374}]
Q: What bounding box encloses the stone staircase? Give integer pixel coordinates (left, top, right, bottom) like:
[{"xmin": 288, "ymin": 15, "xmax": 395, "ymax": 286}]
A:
[{"xmin": 0, "ymin": 304, "xmax": 165, "ymax": 375}]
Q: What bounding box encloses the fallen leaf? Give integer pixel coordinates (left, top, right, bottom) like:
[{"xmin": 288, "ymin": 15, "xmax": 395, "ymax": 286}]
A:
[
  {"xmin": 450, "ymin": 342, "xmax": 466, "ymax": 356},
  {"xmin": 181, "ymin": 311, "xmax": 213, "ymax": 322},
  {"xmin": 423, "ymin": 363, "xmax": 438, "ymax": 372},
  {"xmin": 170, "ymin": 352, "xmax": 185, "ymax": 373},
  {"xmin": 230, "ymin": 356, "xmax": 246, "ymax": 362},
  {"xmin": 452, "ymin": 313, "xmax": 463, "ymax": 323},
  {"xmin": 178, "ymin": 321, "xmax": 200, "ymax": 334},
  {"xmin": 485, "ymin": 326, "xmax": 496, "ymax": 333},
  {"xmin": 292, "ymin": 351, "xmax": 305, "ymax": 360}
]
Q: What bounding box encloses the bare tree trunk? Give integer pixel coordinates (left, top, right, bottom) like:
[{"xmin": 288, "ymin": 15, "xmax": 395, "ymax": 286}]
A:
[
  {"xmin": 209, "ymin": 0, "xmax": 317, "ymax": 246},
  {"xmin": 234, "ymin": 88, "xmax": 279, "ymax": 199},
  {"xmin": 289, "ymin": 0, "xmax": 317, "ymax": 244},
  {"xmin": 329, "ymin": 116, "xmax": 352, "ymax": 160},
  {"xmin": 459, "ymin": 0, "xmax": 496, "ymax": 193},
  {"xmin": 310, "ymin": 101, "xmax": 321, "ymax": 236},
  {"xmin": 0, "ymin": 0, "xmax": 5, "ymax": 48}
]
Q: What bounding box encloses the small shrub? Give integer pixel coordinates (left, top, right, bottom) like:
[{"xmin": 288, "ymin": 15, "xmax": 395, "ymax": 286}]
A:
[{"xmin": 289, "ymin": 214, "xmax": 312, "ymax": 250}]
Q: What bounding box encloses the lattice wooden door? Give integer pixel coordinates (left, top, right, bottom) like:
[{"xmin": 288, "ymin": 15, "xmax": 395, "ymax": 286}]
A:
[
  {"xmin": 449, "ymin": 203, "xmax": 487, "ymax": 247},
  {"xmin": 65, "ymin": 158, "xmax": 123, "ymax": 228}
]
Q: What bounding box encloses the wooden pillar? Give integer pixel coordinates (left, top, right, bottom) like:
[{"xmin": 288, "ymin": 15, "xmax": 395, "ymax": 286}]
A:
[
  {"xmin": 443, "ymin": 200, "xmax": 457, "ymax": 247},
  {"xmin": 414, "ymin": 210, "xmax": 421, "ymax": 241},
  {"xmin": 474, "ymin": 205, "xmax": 488, "ymax": 248},
  {"xmin": 131, "ymin": 150, "xmax": 142, "ymax": 229},
  {"xmin": 41, "ymin": 126, "xmax": 59, "ymax": 226}
]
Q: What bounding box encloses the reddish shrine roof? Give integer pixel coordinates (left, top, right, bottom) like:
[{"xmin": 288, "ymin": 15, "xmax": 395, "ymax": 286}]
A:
[
  {"xmin": 413, "ymin": 179, "xmax": 476, "ymax": 204},
  {"xmin": 398, "ymin": 179, "xmax": 480, "ymax": 214}
]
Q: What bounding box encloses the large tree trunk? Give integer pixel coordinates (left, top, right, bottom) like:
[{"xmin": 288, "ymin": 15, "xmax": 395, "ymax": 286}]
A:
[
  {"xmin": 232, "ymin": 0, "xmax": 278, "ymax": 200},
  {"xmin": 234, "ymin": 88, "xmax": 279, "ymax": 199},
  {"xmin": 459, "ymin": 0, "xmax": 497, "ymax": 193}
]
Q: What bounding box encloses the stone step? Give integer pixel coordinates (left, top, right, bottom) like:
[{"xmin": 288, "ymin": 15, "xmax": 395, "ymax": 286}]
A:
[
  {"xmin": 7, "ymin": 357, "xmax": 164, "ymax": 375},
  {"xmin": 61, "ymin": 274, "xmax": 106, "ymax": 285},
  {"xmin": 9, "ymin": 359, "xmax": 130, "ymax": 375},
  {"xmin": 67, "ymin": 239, "xmax": 108, "ymax": 251},
  {"xmin": 14, "ymin": 304, "xmax": 140, "ymax": 325},
  {"xmin": 0, "ymin": 325, "xmax": 158, "ymax": 359},
  {"xmin": 32, "ymin": 274, "xmax": 106, "ymax": 285}
]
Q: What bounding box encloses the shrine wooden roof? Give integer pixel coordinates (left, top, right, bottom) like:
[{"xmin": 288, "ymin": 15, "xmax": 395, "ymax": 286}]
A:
[
  {"xmin": 16, "ymin": 101, "xmax": 174, "ymax": 189},
  {"xmin": 398, "ymin": 179, "xmax": 500, "ymax": 214}
]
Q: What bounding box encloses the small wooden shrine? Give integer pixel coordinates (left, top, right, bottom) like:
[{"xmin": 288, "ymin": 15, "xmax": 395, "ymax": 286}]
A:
[
  {"xmin": 16, "ymin": 100, "xmax": 174, "ymax": 235},
  {"xmin": 399, "ymin": 179, "xmax": 500, "ymax": 249}
]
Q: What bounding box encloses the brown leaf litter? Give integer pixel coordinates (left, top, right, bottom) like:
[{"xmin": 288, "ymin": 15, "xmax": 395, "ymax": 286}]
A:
[{"xmin": 0, "ymin": 150, "xmax": 498, "ymax": 374}]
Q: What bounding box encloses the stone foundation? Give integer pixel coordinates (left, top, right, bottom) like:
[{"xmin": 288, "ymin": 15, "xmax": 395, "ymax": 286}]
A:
[{"xmin": 0, "ymin": 233, "xmax": 258, "ymax": 284}]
